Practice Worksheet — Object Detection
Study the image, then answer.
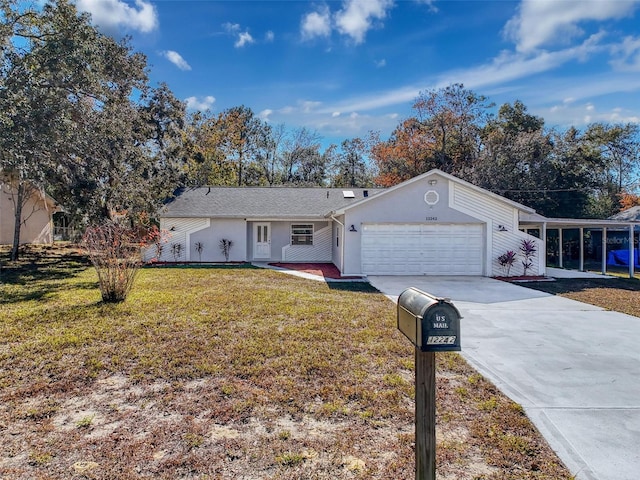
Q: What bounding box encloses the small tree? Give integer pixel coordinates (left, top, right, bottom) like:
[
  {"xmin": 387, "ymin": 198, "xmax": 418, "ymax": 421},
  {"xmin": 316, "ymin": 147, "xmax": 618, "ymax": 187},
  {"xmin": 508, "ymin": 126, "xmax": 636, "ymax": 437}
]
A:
[
  {"xmin": 82, "ymin": 222, "xmax": 151, "ymax": 303},
  {"xmin": 497, "ymin": 250, "xmax": 517, "ymax": 277},
  {"xmin": 154, "ymin": 241, "xmax": 164, "ymax": 262},
  {"xmin": 219, "ymin": 239, "xmax": 233, "ymax": 262},
  {"xmin": 520, "ymin": 239, "xmax": 537, "ymax": 276},
  {"xmin": 145, "ymin": 224, "xmax": 170, "ymax": 263},
  {"xmin": 194, "ymin": 241, "xmax": 204, "ymax": 262},
  {"xmin": 171, "ymin": 243, "xmax": 183, "ymax": 262}
]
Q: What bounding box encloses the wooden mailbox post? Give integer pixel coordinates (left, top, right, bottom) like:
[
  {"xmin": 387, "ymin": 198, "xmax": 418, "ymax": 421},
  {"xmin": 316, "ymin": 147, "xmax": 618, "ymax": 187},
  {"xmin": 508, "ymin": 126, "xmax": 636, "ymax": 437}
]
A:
[{"xmin": 397, "ymin": 287, "xmax": 462, "ymax": 480}]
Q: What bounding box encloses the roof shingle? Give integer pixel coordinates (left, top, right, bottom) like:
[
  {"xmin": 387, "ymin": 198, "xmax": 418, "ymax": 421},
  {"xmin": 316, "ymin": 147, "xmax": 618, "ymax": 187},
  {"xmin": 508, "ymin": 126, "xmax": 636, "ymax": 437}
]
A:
[{"xmin": 160, "ymin": 187, "xmax": 384, "ymax": 219}]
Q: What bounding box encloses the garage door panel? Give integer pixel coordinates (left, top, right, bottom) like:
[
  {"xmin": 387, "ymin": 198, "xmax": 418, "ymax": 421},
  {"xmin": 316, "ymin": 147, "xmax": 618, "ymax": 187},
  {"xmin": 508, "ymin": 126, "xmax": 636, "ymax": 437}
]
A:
[{"xmin": 361, "ymin": 223, "xmax": 484, "ymax": 276}]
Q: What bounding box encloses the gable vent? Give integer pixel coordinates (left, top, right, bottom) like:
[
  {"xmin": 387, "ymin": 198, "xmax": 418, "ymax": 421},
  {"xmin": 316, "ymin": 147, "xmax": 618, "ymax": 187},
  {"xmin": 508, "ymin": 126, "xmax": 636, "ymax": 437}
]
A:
[{"xmin": 343, "ymin": 190, "xmax": 355, "ymax": 198}]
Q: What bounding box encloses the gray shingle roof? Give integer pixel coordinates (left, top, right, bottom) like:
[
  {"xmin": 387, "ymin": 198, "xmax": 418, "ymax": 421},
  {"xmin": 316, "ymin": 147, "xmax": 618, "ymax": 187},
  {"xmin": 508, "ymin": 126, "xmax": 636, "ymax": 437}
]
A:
[
  {"xmin": 160, "ymin": 187, "xmax": 384, "ymax": 219},
  {"xmin": 609, "ymin": 206, "xmax": 640, "ymax": 222}
]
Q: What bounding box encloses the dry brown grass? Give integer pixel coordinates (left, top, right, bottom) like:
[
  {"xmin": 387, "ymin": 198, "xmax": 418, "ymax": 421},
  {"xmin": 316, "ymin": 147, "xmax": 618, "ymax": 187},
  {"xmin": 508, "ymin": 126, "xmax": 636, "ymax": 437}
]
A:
[
  {"xmin": 0, "ymin": 245, "xmax": 573, "ymax": 479},
  {"xmin": 522, "ymin": 277, "xmax": 640, "ymax": 318}
]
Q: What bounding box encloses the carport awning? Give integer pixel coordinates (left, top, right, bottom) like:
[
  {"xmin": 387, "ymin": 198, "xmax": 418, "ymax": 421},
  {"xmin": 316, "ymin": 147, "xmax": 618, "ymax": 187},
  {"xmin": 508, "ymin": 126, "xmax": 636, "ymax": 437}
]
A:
[{"xmin": 519, "ymin": 212, "xmax": 637, "ymax": 229}]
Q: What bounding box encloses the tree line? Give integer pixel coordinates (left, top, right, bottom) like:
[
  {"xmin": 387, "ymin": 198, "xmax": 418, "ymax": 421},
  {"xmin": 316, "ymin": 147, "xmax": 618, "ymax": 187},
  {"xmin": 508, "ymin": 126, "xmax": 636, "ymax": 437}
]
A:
[
  {"xmin": 1, "ymin": 1, "xmax": 639, "ymax": 261},
  {"xmin": 374, "ymin": 84, "xmax": 640, "ymax": 221}
]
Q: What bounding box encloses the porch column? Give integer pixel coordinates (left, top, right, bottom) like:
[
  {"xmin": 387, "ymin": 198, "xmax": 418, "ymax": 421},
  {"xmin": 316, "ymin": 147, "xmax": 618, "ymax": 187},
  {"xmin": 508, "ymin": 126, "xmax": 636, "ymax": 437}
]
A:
[
  {"xmin": 558, "ymin": 228, "xmax": 563, "ymax": 269},
  {"xmin": 579, "ymin": 227, "xmax": 584, "ymax": 272},
  {"xmin": 542, "ymin": 222, "xmax": 547, "ymax": 275},
  {"xmin": 601, "ymin": 227, "xmax": 607, "ymax": 275},
  {"xmin": 629, "ymin": 224, "xmax": 635, "ymax": 278}
]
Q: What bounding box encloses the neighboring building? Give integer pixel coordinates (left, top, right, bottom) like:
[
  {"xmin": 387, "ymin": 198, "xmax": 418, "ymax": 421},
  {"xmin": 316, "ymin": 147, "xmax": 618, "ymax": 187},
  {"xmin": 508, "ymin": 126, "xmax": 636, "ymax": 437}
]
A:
[
  {"xmin": 0, "ymin": 182, "xmax": 58, "ymax": 245},
  {"xmin": 154, "ymin": 169, "xmax": 547, "ymax": 277}
]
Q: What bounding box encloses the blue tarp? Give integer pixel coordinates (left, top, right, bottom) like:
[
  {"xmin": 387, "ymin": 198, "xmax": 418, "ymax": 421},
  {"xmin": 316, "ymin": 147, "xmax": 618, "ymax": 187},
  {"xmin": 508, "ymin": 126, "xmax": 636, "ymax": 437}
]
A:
[{"xmin": 607, "ymin": 249, "xmax": 640, "ymax": 268}]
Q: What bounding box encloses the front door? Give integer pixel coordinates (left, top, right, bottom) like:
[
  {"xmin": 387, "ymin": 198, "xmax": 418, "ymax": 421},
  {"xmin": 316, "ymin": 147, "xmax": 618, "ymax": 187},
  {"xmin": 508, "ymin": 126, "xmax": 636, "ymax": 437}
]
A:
[{"xmin": 254, "ymin": 223, "xmax": 271, "ymax": 259}]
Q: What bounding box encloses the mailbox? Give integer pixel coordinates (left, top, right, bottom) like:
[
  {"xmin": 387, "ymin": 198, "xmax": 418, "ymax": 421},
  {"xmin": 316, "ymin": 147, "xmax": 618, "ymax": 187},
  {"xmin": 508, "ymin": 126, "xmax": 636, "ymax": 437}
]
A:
[{"xmin": 397, "ymin": 287, "xmax": 461, "ymax": 352}]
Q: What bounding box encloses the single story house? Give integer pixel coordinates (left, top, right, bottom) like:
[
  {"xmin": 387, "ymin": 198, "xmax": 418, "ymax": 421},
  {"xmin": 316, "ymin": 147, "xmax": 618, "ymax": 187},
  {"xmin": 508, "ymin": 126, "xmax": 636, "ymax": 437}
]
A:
[
  {"xmin": 155, "ymin": 169, "xmax": 552, "ymax": 277},
  {"xmin": 0, "ymin": 181, "xmax": 58, "ymax": 245}
]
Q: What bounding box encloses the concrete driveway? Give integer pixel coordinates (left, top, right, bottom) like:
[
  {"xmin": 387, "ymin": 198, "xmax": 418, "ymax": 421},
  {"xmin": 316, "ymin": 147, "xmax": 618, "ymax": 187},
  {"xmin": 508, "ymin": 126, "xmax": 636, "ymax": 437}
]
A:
[{"xmin": 368, "ymin": 275, "xmax": 640, "ymax": 480}]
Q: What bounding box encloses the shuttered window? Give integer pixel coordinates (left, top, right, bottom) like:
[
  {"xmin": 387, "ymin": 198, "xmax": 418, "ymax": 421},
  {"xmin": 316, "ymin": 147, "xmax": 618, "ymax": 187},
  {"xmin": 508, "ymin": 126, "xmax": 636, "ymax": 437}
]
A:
[{"xmin": 291, "ymin": 224, "xmax": 313, "ymax": 246}]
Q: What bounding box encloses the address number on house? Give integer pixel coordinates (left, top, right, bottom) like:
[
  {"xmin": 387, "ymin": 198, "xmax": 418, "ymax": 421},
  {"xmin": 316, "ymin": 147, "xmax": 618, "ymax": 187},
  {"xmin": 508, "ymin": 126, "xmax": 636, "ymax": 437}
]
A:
[{"xmin": 426, "ymin": 336, "xmax": 457, "ymax": 345}]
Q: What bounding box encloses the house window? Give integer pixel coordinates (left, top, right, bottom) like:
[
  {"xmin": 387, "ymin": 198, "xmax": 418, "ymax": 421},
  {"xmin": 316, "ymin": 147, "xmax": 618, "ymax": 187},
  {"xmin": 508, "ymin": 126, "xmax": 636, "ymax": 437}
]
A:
[{"xmin": 292, "ymin": 224, "xmax": 313, "ymax": 246}]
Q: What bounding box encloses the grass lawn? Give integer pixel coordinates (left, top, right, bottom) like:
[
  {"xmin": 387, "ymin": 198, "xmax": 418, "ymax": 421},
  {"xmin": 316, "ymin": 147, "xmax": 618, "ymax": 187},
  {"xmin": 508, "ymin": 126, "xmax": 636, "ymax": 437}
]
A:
[
  {"xmin": 0, "ymin": 246, "xmax": 573, "ymax": 479},
  {"xmin": 522, "ymin": 276, "xmax": 640, "ymax": 318}
]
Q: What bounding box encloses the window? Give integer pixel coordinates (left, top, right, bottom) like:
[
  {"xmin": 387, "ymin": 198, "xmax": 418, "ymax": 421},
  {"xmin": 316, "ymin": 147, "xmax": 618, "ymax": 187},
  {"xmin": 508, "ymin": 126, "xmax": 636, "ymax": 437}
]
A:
[{"xmin": 291, "ymin": 224, "xmax": 313, "ymax": 246}]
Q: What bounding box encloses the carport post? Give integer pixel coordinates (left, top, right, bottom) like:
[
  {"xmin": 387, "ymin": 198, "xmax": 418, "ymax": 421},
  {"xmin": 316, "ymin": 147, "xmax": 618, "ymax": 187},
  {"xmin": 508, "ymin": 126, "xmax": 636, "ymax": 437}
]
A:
[
  {"xmin": 629, "ymin": 224, "xmax": 635, "ymax": 278},
  {"xmin": 579, "ymin": 227, "xmax": 584, "ymax": 272},
  {"xmin": 558, "ymin": 228, "xmax": 563, "ymax": 268},
  {"xmin": 602, "ymin": 227, "xmax": 607, "ymax": 275},
  {"xmin": 415, "ymin": 349, "xmax": 436, "ymax": 480}
]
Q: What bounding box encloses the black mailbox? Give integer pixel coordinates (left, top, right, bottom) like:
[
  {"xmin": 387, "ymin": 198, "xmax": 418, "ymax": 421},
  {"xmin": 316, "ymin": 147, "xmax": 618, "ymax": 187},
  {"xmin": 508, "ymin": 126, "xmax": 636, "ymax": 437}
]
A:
[{"xmin": 397, "ymin": 287, "xmax": 461, "ymax": 352}]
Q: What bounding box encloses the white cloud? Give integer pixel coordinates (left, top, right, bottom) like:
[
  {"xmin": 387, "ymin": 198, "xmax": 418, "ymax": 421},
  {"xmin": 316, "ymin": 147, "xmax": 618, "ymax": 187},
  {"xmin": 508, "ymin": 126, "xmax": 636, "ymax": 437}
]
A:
[
  {"xmin": 610, "ymin": 35, "xmax": 640, "ymax": 71},
  {"xmin": 414, "ymin": 0, "xmax": 437, "ymax": 13},
  {"xmin": 334, "ymin": 0, "xmax": 394, "ymax": 44},
  {"xmin": 544, "ymin": 101, "xmax": 640, "ymax": 127},
  {"xmin": 76, "ymin": 0, "xmax": 158, "ymax": 33},
  {"xmin": 300, "ymin": 100, "xmax": 322, "ymax": 113},
  {"xmin": 301, "ymin": 6, "xmax": 331, "ymax": 40},
  {"xmin": 223, "ymin": 22, "xmax": 241, "ymax": 33},
  {"xmin": 162, "ymin": 50, "xmax": 191, "ymax": 71},
  {"xmin": 319, "ymin": 84, "xmax": 420, "ymax": 114},
  {"xmin": 235, "ymin": 32, "xmax": 254, "ymax": 48},
  {"xmin": 259, "ymin": 109, "xmax": 273, "ymax": 120},
  {"xmin": 265, "ymin": 30, "xmax": 275, "ymax": 42},
  {"xmin": 437, "ymin": 33, "xmax": 606, "ymax": 92},
  {"xmin": 312, "ymin": 34, "xmax": 610, "ymax": 115},
  {"xmin": 375, "ymin": 58, "xmax": 386, "ymax": 68},
  {"xmin": 185, "ymin": 96, "xmax": 215, "ymax": 111},
  {"xmin": 332, "ymin": 112, "xmax": 341, "ymax": 117},
  {"xmin": 504, "ymin": 0, "xmax": 639, "ymax": 52},
  {"xmin": 223, "ymin": 23, "xmax": 254, "ymax": 48}
]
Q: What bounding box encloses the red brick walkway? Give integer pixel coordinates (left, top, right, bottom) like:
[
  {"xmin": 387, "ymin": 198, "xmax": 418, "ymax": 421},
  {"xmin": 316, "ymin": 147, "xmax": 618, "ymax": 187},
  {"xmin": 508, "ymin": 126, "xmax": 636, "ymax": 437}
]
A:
[{"xmin": 268, "ymin": 263, "xmax": 362, "ymax": 280}]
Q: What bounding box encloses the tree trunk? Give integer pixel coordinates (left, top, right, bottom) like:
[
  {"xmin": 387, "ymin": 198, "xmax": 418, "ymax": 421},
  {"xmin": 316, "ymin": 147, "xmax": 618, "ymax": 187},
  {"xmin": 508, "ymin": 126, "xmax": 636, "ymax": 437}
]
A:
[{"xmin": 11, "ymin": 182, "xmax": 25, "ymax": 261}]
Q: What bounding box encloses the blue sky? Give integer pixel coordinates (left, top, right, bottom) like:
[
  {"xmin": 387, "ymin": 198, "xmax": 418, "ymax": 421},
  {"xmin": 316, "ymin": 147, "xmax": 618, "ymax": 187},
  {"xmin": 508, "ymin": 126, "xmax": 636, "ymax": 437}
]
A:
[{"xmin": 75, "ymin": 0, "xmax": 640, "ymax": 146}]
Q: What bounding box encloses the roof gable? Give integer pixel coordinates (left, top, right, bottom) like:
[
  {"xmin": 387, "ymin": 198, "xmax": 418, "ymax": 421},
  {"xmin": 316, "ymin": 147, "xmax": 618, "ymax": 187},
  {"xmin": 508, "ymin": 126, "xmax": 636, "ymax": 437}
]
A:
[{"xmin": 332, "ymin": 169, "xmax": 536, "ymax": 215}]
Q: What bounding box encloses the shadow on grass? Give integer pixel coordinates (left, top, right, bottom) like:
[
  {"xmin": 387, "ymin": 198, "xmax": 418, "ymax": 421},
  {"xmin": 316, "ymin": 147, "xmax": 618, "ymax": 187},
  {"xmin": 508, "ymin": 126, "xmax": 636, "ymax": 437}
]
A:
[
  {"xmin": 144, "ymin": 262, "xmax": 259, "ymax": 270},
  {"xmin": 327, "ymin": 281, "xmax": 380, "ymax": 293},
  {"xmin": 0, "ymin": 245, "xmax": 94, "ymax": 304}
]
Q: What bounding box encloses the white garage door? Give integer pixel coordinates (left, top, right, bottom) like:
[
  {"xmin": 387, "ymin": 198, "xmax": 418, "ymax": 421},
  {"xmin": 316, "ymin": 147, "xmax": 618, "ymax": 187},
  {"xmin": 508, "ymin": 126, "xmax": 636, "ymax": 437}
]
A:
[{"xmin": 361, "ymin": 224, "xmax": 484, "ymax": 275}]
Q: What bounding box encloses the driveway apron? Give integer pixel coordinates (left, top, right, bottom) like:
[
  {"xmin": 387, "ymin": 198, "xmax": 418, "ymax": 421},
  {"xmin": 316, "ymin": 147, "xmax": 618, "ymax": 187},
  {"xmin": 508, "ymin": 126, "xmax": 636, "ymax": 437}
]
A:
[{"xmin": 368, "ymin": 275, "xmax": 640, "ymax": 480}]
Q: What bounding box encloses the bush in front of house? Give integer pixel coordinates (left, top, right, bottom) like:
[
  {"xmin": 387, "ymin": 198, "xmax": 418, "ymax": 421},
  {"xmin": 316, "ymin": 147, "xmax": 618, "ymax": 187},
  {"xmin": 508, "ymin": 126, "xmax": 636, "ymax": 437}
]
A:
[{"xmin": 82, "ymin": 222, "xmax": 158, "ymax": 303}]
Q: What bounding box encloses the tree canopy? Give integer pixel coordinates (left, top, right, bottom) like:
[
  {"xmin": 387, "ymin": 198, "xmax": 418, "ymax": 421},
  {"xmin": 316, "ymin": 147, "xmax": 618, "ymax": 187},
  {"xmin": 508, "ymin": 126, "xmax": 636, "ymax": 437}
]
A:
[
  {"xmin": 2, "ymin": 0, "xmax": 638, "ymax": 262},
  {"xmin": 0, "ymin": 0, "xmax": 184, "ymax": 258},
  {"xmin": 370, "ymin": 86, "xmax": 639, "ymax": 219}
]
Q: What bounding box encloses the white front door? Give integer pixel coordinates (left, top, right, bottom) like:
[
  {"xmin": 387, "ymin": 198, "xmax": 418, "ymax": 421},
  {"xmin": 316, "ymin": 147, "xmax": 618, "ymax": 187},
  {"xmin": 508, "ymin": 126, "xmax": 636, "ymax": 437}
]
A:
[{"xmin": 254, "ymin": 223, "xmax": 271, "ymax": 259}]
